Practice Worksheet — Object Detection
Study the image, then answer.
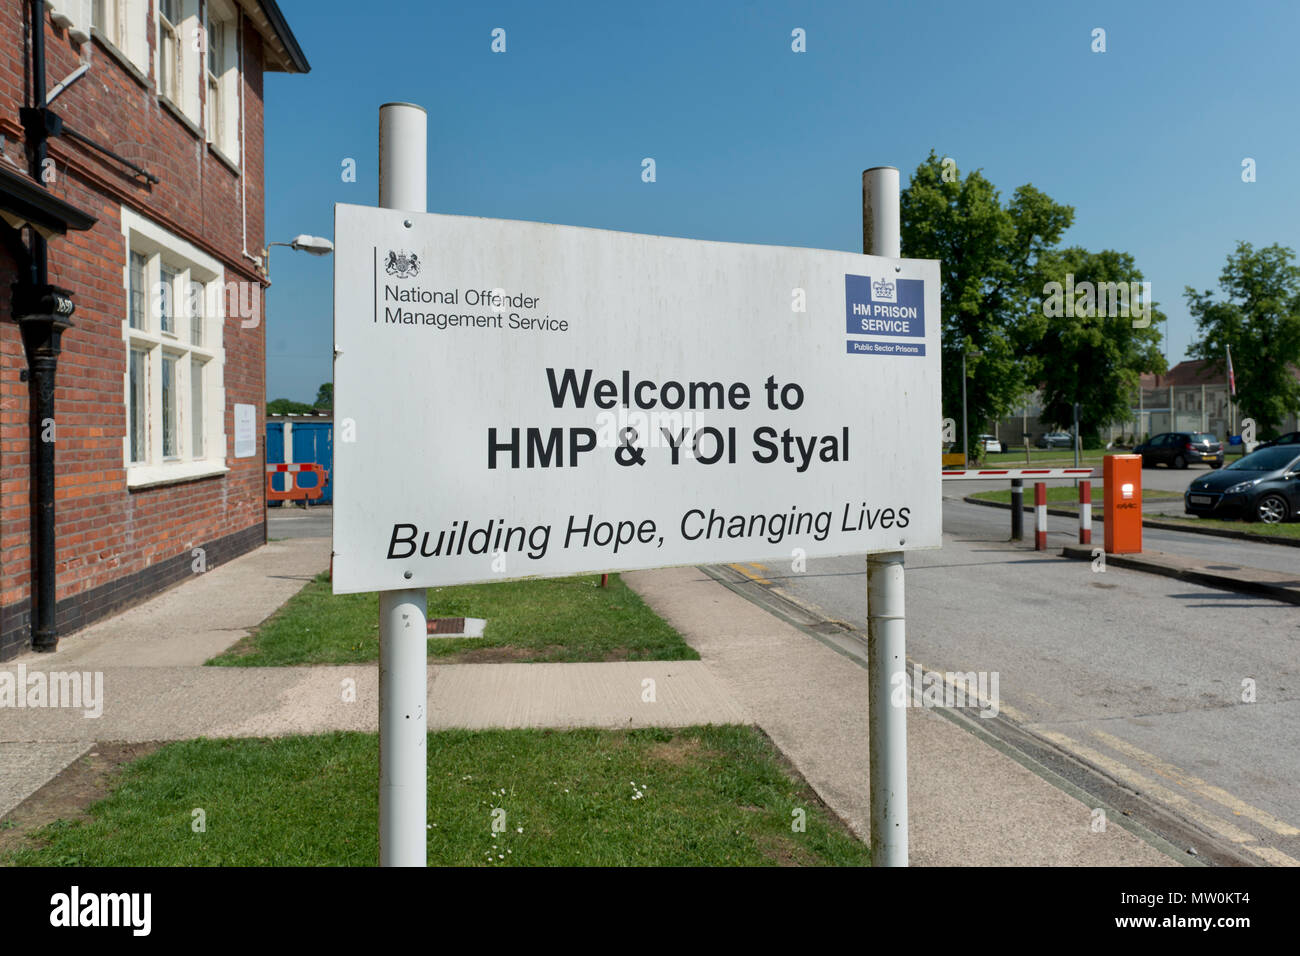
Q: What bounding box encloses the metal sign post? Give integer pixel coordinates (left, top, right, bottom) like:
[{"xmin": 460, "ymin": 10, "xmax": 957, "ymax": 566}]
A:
[
  {"xmin": 375, "ymin": 102, "xmax": 428, "ymax": 867},
  {"xmin": 862, "ymin": 166, "xmax": 908, "ymax": 867},
  {"xmin": 335, "ymin": 126, "xmax": 941, "ymax": 867}
]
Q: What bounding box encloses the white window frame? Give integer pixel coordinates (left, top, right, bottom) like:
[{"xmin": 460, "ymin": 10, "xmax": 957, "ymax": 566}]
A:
[
  {"xmin": 204, "ymin": 0, "xmax": 239, "ymax": 164},
  {"xmin": 155, "ymin": 0, "xmax": 202, "ymax": 125},
  {"xmin": 120, "ymin": 207, "xmax": 228, "ymax": 487},
  {"xmin": 92, "ymin": 0, "xmax": 148, "ymax": 76}
]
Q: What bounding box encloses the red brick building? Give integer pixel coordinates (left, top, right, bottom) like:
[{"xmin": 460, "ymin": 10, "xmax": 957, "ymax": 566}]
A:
[{"xmin": 1, "ymin": 1, "xmax": 308, "ymax": 659}]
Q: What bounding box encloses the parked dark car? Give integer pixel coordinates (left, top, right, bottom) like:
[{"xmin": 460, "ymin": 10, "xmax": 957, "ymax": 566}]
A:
[
  {"xmin": 1258, "ymin": 431, "xmax": 1300, "ymax": 449},
  {"xmin": 1133, "ymin": 432, "xmax": 1223, "ymax": 468},
  {"xmin": 1185, "ymin": 445, "xmax": 1300, "ymax": 523},
  {"xmin": 1036, "ymin": 431, "xmax": 1073, "ymax": 448}
]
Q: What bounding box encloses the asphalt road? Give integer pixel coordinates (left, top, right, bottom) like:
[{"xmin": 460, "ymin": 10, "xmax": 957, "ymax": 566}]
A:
[
  {"xmin": 267, "ymin": 505, "xmax": 331, "ymax": 539},
  {"xmin": 734, "ymin": 496, "xmax": 1300, "ymax": 866}
]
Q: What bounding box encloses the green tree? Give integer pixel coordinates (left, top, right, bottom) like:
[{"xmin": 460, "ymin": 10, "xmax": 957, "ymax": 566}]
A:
[
  {"xmin": 1031, "ymin": 247, "xmax": 1167, "ymax": 441},
  {"xmin": 1186, "ymin": 242, "xmax": 1300, "ymax": 436},
  {"xmin": 314, "ymin": 382, "xmax": 333, "ymax": 410},
  {"xmin": 901, "ymin": 151, "xmax": 1074, "ymax": 456},
  {"xmin": 267, "ymin": 398, "xmax": 316, "ymax": 415}
]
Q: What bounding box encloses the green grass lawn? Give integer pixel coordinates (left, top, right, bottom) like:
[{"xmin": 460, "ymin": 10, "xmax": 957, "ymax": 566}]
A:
[
  {"xmin": 971, "ymin": 487, "xmax": 1183, "ymax": 506},
  {"xmin": 1144, "ymin": 514, "xmax": 1300, "ymax": 540},
  {"xmin": 2, "ymin": 727, "xmax": 869, "ymax": 867},
  {"xmin": 209, "ymin": 572, "xmax": 696, "ymax": 666}
]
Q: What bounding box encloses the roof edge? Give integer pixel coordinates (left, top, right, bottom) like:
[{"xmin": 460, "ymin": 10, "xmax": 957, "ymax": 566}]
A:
[{"xmin": 258, "ymin": 0, "xmax": 311, "ymax": 73}]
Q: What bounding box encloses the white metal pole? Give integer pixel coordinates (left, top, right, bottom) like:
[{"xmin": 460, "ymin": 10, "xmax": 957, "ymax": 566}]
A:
[
  {"xmin": 862, "ymin": 166, "xmax": 908, "ymax": 867},
  {"xmin": 378, "ymin": 101, "xmax": 428, "ymax": 867},
  {"xmin": 862, "ymin": 166, "xmax": 901, "ymax": 259}
]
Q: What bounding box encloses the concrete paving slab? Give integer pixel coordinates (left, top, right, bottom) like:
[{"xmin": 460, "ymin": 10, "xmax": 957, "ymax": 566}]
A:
[
  {"xmin": 10, "ymin": 538, "xmax": 333, "ymax": 668},
  {"xmin": 623, "ymin": 565, "xmax": 1178, "ymax": 866},
  {"xmin": 0, "ymin": 741, "xmax": 92, "ymax": 818},
  {"xmin": 1062, "ymin": 545, "xmax": 1300, "ymax": 605},
  {"xmin": 0, "ymin": 661, "xmax": 747, "ymax": 746}
]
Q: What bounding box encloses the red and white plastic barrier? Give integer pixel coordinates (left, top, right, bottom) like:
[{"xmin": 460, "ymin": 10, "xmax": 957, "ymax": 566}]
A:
[
  {"xmin": 1035, "ymin": 482, "xmax": 1047, "ymax": 551},
  {"xmin": 266, "ymin": 462, "xmax": 330, "ymax": 502}
]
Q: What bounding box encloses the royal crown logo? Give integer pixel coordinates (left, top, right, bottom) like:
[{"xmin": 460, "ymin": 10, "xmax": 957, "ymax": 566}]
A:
[
  {"xmin": 385, "ymin": 250, "xmax": 420, "ymax": 279},
  {"xmin": 872, "ymin": 277, "xmax": 896, "ymax": 301}
]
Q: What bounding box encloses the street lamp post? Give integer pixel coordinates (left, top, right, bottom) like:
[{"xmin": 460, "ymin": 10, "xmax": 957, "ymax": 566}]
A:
[
  {"xmin": 961, "ymin": 346, "xmax": 982, "ymax": 468},
  {"xmin": 262, "ymin": 234, "xmax": 334, "ymax": 275},
  {"xmin": 258, "ymin": 234, "xmax": 334, "ymax": 532},
  {"xmin": 961, "ymin": 349, "xmax": 967, "ymax": 469}
]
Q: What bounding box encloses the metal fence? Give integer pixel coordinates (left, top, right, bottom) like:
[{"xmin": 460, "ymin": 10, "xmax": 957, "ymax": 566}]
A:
[{"xmin": 989, "ymin": 385, "xmax": 1298, "ymax": 447}]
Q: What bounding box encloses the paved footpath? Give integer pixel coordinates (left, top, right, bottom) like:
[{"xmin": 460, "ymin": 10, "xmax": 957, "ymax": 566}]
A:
[
  {"xmin": 0, "ymin": 539, "xmax": 740, "ymax": 819},
  {"xmin": 625, "ymin": 566, "xmax": 1178, "ymax": 866},
  {"xmin": 3, "ymin": 534, "xmax": 1178, "ymax": 865}
]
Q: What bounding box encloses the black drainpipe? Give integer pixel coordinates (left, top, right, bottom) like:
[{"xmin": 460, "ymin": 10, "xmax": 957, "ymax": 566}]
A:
[{"xmin": 16, "ymin": 0, "xmax": 72, "ymax": 652}]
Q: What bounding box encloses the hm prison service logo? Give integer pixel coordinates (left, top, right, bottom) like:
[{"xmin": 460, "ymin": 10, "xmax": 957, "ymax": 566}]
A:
[
  {"xmin": 385, "ymin": 249, "xmax": 421, "ymax": 279},
  {"xmin": 844, "ymin": 274, "xmax": 926, "ymax": 357}
]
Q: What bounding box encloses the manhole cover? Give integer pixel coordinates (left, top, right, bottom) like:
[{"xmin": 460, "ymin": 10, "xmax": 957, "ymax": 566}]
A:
[{"xmin": 428, "ymin": 617, "xmax": 466, "ymax": 635}]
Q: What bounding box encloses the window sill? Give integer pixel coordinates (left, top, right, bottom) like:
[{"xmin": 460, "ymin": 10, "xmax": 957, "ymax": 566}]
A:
[
  {"xmin": 208, "ymin": 143, "xmax": 240, "ymax": 175},
  {"xmin": 127, "ymin": 460, "xmax": 229, "ymax": 489},
  {"xmin": 159, "ymin": 95, "xmax": 204, "ymax": 140},
  {"xmin": 92, "ymin": 30, "xmax": 150, "ymax": 90}
]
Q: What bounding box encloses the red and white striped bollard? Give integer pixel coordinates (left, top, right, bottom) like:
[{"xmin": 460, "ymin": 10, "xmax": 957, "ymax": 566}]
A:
[
  {"xmin": 1035, "ymin": 482, "xmax": 1047, "ymax": 551},
  {"xmin": 1079, "ymin": 481, "xmax": 1092, "ymax": 545}
]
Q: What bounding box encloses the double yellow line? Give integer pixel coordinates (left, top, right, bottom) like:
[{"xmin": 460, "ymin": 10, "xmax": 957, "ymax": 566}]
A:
[{"xmin": 1037, "ymin": 728, "xmax": 1300, "ymax": 866}]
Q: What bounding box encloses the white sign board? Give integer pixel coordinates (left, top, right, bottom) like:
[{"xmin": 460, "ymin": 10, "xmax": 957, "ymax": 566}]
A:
[
  {"xmin": 332, "ymin": 204, "xmax": 941, "ymax": 593},
  {"xmin": 233, "ymin": 403, "xmax": 256, "ymax": 458}
]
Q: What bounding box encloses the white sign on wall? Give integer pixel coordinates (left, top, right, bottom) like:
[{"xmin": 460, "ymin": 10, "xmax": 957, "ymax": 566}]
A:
[
  {"xmin": 332, "ymin": 204, "xmax": 941, "ymax": 594},
  {"xmin": 233, "ymin": 403, "xmax": 256, "ymax": 459}
]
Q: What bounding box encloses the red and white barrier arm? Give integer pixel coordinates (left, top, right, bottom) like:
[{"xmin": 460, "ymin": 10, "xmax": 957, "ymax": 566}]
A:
[{"xmin": 941, "ymin": 468, "xmax": 1094, "ymax": 481}]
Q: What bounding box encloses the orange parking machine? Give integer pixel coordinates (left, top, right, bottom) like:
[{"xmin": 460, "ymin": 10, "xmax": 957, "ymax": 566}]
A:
[{"xmin": 1103, "ymin": 454, "xmax": 1142, "ymax": 553}]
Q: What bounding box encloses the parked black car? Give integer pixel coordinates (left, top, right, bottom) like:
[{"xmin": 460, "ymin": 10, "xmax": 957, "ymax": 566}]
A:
[
  {"xmin": 1258, "ymin": 431, "xmax": 1300, "ymax": 449},
  {"xmin": 1134, "ymin": 432, "xmax": 1223, "ymax": 468},
  {"xmin": 1185, "ymin": 445, "xmax": 1300, "ymax": 523}
]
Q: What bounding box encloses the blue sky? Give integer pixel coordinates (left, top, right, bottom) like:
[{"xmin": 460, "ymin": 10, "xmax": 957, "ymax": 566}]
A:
[{"xmin": 263, "ymin": 0, "xmax": 1300, "ymax": 402}]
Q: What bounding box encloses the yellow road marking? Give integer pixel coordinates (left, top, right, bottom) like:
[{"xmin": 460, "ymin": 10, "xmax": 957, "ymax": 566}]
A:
[
  {"xmin": 1038, "ymin": 730, "xmax": 1300, "ymax": 865},
  {"xmin": 1090, "ymin": 729, "xmax": 1300, "ymax": 838},
  {"xmin": 1243, "ymin": 845, "xmax": 1300, "ymax": 867},
  {"xmin": 728, "ymin": 563, "xmax": 771, "ymax": 586}
]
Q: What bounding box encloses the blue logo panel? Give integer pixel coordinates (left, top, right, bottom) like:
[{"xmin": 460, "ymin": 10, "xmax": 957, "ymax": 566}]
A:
[
  {"xmin": 845, "ymin": 275, "xmax": 925, "ymax": 337},
  {"xmin": 847, "ymin": 339, "xmax": 926, "ymax": 357}
]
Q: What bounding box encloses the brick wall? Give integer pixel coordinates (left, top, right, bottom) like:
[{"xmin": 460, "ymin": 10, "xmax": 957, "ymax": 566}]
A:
[{"xmin": 0, "ymin": 4, "xmax": 278, "ymax": 659}]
